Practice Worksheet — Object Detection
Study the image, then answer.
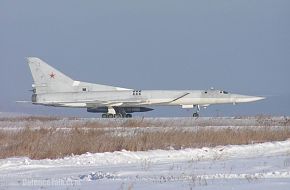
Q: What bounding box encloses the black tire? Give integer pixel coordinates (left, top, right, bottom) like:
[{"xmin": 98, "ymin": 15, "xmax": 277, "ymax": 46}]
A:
[
  {"xmin": 115, "ymin": 113, "xmax": 122, "ymax": 118},
  {"xmin": 102, "ymin": 114, "xmax": 107, "ymax": 118},
  {"xmin": 108, "ymin": 114, "xmax": 114, "ymax": 118},
  {"xmin": 126, "ymin": 114, "xmax": 132, "ymax": 118}
]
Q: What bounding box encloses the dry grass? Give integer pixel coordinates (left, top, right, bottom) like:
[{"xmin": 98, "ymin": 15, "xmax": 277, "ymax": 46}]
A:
[
  {"xmin": 0, "ymin": 126, "xmax": 289, "ymax": 160},
  {"xmin": 0, "ymin": 116, "xmax": 63, "ymax": 122}
]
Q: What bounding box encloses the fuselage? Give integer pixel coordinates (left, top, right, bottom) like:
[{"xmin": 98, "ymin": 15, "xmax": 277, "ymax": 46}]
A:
[{"xmin": 33, "ymin": 89, "xmax": 263, "ymax": 108}]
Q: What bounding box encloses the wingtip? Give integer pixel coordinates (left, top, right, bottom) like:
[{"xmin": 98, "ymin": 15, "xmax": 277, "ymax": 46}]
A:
[{"xmin": 16, "ymin": 101, "xmax": 32, "ymax": 103}]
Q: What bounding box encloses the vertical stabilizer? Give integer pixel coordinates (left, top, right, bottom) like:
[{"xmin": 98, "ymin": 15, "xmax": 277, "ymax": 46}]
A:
[
  {"xmin": 27, "ymin": 57, "xmax": 132, "ymax": 94},
  {"xmin": 27, "ymin": 57, "xmax": 74, "ymax": 93}
]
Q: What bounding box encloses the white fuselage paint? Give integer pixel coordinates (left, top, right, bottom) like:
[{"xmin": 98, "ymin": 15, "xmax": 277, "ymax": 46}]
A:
[
  {"xmin": 26, "ymin": 57, "xmax": 265, "ymax": 116},
  {"xmin": 33, "ymin": 90, "xmax": 264, "ymax": 108}
]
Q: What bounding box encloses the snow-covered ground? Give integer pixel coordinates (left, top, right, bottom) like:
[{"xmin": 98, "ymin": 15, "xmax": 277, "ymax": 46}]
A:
[{"xmin": 0, "ymin": 140, "xmax": 289, "ymax": 189}]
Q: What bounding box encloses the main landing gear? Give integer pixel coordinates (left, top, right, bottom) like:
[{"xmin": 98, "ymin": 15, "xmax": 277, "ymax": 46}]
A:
[
  {"xmin": 101, "ymin": 107, "xmax": 134, "ymax": 118},
  {"xmin": 101, "ymin": 107, "xmax": 133, "ymax": 118},
  {"xmin": 192, "ymin": 105, "xmax": 200, "ymax": 118},
  {"xmin": 101, "ymin": 113, "xmax": 133, "ymax": 118}
]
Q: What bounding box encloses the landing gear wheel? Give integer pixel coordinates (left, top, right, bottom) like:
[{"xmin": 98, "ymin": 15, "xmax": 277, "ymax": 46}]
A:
[
  {"xmin": 115, "ymin": 113, "xmax": 123, "ymax": 118},
  {"xmin": 126, "ymin": 114, "xmax": 132, "ymax": 118},
  {"xmin": 193, "ymin": 113, "xmax": 199, "ymax": 117},
  {"xmin": 102, "ymin": 114, "xmax": 108, "ymax": 118},
  {"xmin": 108, "ymin": 114, "xmax": 114, "ymax": 118}
]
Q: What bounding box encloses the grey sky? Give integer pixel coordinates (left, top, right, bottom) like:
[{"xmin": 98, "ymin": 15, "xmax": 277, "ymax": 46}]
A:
[{"xmin": 0, "ymin": 0, "xmax": 289, "ymax": 117}]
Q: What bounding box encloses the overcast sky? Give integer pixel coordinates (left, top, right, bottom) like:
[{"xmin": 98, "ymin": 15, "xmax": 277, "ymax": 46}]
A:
[{"xmin": 0, "ymin": 0, "xmax": 289, "ymax": 117}]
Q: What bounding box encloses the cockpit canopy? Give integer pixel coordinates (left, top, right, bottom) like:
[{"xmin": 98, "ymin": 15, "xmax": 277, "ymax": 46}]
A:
[{"xmin": 204, "ymin": 89, "xmax": 229, "ymax": 94}]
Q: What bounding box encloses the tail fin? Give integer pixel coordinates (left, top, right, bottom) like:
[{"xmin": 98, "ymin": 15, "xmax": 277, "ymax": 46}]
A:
[
  {"xmin": 27, "ymin": 57, "xmax": 132, "ymax": 94},
  {"xmin": 27, "ymin": 57, "xmax": 75, "ymax": 94}
]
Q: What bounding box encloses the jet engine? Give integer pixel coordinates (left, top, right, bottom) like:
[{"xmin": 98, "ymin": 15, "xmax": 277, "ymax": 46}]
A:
[{"xmin": 87, "ymin": 107, "xmax": 153, "ymax": 113}]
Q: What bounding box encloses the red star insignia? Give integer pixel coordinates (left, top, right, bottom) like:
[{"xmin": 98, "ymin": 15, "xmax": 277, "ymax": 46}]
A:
[{"xmin": 49, "ymin": 72, "xmax": 56, "ymax": 79}]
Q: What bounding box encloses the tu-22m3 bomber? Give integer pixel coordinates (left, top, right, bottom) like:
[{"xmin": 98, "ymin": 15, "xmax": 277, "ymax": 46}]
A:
[{"xmin": 26, "ymin": 57, "xmax": 265, "ymax": 118}]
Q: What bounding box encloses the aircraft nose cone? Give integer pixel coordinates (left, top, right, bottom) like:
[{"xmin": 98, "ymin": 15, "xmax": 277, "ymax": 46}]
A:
[{"xmin": 235, "ymin": 95, "xmax": 265, "ymax": 103}]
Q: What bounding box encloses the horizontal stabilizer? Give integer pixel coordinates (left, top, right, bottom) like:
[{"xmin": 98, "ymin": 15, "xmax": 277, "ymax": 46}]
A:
[{"xmin": 16, "ymin": 101, "xmax": 32, "ymax": 103}]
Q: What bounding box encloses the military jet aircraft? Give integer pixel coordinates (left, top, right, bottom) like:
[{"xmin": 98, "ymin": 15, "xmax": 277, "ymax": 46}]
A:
[{"xmin": 26, "ymin": 57, "xmax": 265, "ymax": 118}]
